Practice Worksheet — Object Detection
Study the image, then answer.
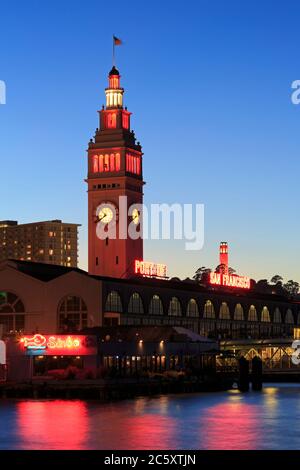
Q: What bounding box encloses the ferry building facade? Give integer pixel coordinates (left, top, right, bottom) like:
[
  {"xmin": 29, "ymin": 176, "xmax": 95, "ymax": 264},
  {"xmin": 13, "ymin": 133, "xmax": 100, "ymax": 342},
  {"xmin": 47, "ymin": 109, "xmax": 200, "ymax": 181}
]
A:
[{"xmin": 0, "ymin": 66, "xmax": 299, "ymax": 342}]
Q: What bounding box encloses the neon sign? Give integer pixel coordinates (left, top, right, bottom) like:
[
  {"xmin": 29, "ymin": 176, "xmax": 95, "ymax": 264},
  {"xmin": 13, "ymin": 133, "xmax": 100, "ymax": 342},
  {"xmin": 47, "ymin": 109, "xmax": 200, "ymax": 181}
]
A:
[
  {"xmin": 134, "ymin": 260, "xmax": 167, "ymax": 278},
  {"xmin": 209, "ymin": 272, "xmax": 251, "ymax": 289},
  {"xmin": 21, "ymin": 334, "xmax": 82, "ymax": 354},
  {"xmin": 21, "ymin": 334, "xmax": 47, "ymax": 349}
]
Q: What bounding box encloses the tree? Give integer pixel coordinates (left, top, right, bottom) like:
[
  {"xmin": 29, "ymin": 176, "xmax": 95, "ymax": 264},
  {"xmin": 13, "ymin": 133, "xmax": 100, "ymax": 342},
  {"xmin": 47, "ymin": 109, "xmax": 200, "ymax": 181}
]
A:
[
  {"xmin": 284, "ymin": 280, "xmax": 300, "ymax": 296},
  {"xmin": 215, "ymin": 264, "xmax": 236, "ymax": 274},
  {"xmin": 193, "ymin": 266, "xmax": 211, "ymax": 282},
  {"xmin": 270, "ymin": 275, "xmax": 283, "ymax": 285}
]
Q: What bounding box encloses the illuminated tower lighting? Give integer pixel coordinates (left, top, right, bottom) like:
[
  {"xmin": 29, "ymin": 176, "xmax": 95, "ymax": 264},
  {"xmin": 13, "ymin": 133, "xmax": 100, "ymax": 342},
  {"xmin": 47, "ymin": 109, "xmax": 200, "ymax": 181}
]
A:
[{"xmin": 219, "ymin": 241, "xmax": 229, "ymax": 274}]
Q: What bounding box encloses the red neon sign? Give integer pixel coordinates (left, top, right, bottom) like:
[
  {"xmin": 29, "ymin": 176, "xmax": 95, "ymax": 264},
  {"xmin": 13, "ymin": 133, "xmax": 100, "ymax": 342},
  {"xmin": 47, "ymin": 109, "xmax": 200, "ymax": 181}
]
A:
[
  {"xmin": 20, "ymin": 335, "xmax": 97, "ymax": 356},
  {"xmin": 209, "ymin": 272, "xmax": 250, "ymax": 289},
  {"xmin": 134, "ymin": 260, "xmax": 167, "ymax": 279}
]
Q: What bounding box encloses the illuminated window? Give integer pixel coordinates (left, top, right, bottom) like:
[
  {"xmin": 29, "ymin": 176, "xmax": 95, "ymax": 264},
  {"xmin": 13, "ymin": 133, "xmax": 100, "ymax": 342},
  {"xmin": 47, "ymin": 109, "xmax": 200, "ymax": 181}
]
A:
[
  {"xmin": 261, "ymin": 306, "xmax": 270, "ymax": 322},
  {"xmin": 168, "ymin": 297, "xmax": 182, "ymax": 316},
  {"xmin": 126, "ymin": 153, "xmax": 141, "ymax": 175},
  {"xmin": 93, "ymin": 155, "xmax": 99, "ymax": 173},
  {"xmin": 105, "ymin": 291, "xmax": 122, "ymax": 313},
  {"xmin": 128, "ymin": 293, "xmax": 144, "ymax": 314},
  {"xmin": 248, "ymin": 305, "xmax": 258, "ymax": 322},
  {"xmin": 219, "ymin": 302, "xmax": 230, "ymax": 320},
  {"xmin": 203, "ymin": 300, "xmax": 215, "ymax": 319},
  {"xmin": 273, "ymin": 307, "xmax": 282, "ymax": 323},
  {"xmin": 110, "ymin": 153, "xmax": 115, "ymax": 172},
  {"xmin": 234, "ymin": 303, "xmax": 244, "ymax": 321},
  {"xmin": 107, "ymin": 112, "xmax": 116, "ymax": 128},
  {"xmin": 58, "ymin": 295, "xmax": 88, "ymax": 332},
  {"xmin": 115, "ymin": 153, "xmax": 120, "ymax": 171},
  {"xmin": 94, "ymin": 153, "xmax": 120, "ymax": 173},
  {"xmin": 149, "ymin": 295, "xmax": 164, "ymax": 315},
  {"xmin": 285, "ymin": 309, "xmax": 294, "ymax": 324},
  {"xmin": 187, "ymin": 298, "xmax": 199, "ymax": 317},
  {"xmin": 104, "ymin": 154, "xmax": 109, "ymax": 171},
  {"xmin": 122, "ymin": 113, "xmax": 129, "ymax": 129},
  {"xmin": 0, "ymin": 292, "xmax": 25, "ymax": 334}
]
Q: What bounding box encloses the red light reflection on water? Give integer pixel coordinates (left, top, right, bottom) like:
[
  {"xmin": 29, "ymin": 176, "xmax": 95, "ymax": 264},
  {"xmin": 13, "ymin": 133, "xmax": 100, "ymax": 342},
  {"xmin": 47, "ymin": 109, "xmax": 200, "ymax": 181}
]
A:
[
  {"xmin": 17, "ymin": 401, "xmax": 88, "ymax": 450},
  {"xmin": 117, "ymin": 414, "xmax": 177, "ymax": 450},
  {"xmin": 199, "ymin": 396, "xmax": 261, "ymax": 449}
]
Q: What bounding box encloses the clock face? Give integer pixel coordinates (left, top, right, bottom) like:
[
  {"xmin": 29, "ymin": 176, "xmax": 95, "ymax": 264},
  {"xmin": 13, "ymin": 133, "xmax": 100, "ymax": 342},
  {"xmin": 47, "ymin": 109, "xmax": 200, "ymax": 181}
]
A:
[
  {"xmin": 132, "ymin": 208, "xmax": 140, "ymax": 225},
  {"xmin": 96, "ymin": 203, "xmax": 116, "ymax": 224}
]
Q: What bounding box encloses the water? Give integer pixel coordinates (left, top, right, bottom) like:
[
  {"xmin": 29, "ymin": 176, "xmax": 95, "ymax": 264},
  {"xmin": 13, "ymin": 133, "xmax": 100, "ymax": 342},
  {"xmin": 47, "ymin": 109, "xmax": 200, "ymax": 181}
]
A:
[{"xmin": 0, "ymin": 383, "xmax": 300, "ymax": 449}]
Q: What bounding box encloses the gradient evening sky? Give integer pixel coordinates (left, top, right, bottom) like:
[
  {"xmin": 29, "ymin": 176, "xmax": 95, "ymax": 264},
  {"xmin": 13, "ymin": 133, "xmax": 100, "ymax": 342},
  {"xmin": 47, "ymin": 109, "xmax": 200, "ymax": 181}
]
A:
[{"xmin": 1, "ymin": 0, "xmax": 300, "ymax": 282}]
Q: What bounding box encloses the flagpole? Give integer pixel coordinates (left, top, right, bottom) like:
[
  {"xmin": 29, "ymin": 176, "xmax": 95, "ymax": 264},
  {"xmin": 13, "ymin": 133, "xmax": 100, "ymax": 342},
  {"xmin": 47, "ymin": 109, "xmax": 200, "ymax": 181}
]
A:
[{"xmin": 112, "ymin": 35, "xmax": 115, "ymax": 67}]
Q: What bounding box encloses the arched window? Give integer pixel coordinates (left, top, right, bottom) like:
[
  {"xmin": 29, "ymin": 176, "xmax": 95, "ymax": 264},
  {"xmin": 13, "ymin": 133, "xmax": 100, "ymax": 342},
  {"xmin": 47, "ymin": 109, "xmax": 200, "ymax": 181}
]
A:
[
  {"xmin": 187, "ymin": 298, "xmax": 199, "ymax": 317},
  {"xmin": 128, "ymin": 293, "xmax": 144, "ymax": 314},
  {"xmin": 58, "ymin": 295, "xmax": 88, "ymax": 332},
  {"xmin": 234, "ymin": 303, "xmax": 244, "ymax": 321},
  {"xmin": 203, "ymin": 300, "xmax": 215, "ymax": 319},
  {"xmin": 93, "ymin": 155, "xmax": 99, "ymax": 173},
  {"xmin": 0, "ymin": 291, "xmax": 25, "ymax": 333},
  {"xmin": 105, "ymin": 291, "xmax": 122, "ymax": 313},
  {"xmin": 219, "ymin": 302, "xmax": 230, "ymax": 320},
  {"xmin": 261, "ymin": 306, "xmax": 270, "ymax": 323},
  {"xmin": 168, "ymin": 297, "xmax": 182, "ymax": 316},
  {"xmin": 248, "ymin": 305, "xmax": 258, "ymax": 322},
  {"xmin": 149, "ymin": 295, "xmax": 164, "ymax": 315},
  {"xmin": 110, "ymin": 153, "xmax": 115, "ymax": 172},
  {"xmin": 273, "ymin": 307, "xmax": 282, "ymax": 323},
  {"xmin": 285, "ymin": 309, "xmax": 294, "ymax": 324}
]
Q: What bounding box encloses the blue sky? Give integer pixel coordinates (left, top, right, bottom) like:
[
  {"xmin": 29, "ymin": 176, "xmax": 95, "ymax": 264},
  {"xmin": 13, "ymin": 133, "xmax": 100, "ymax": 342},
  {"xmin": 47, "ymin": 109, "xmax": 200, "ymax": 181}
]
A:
[{"xmin": 1, "ymin": 0, "xmax": 300, "ymax": 281}]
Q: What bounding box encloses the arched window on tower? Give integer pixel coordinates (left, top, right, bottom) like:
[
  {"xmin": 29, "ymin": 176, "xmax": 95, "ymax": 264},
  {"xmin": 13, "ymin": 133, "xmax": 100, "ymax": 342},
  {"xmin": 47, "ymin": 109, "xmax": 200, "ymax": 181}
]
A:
[
  {"xmin": 105, "ymin": 291, "xmax": 122, "ymax": 313},
  {"xmin": 219, "ymin": 302, "xmax": 230, "ymax": 320},
  {"xmin": 107, "ymin": 112, "xmax": 116, "ymax": 128},
  {"xmin": 128, "ymin": 293, "xmax": 144, "ymax": 314},
  {"xmin": 168, "ymin": 297, "xmax": 182, "ymax": 316},
  {"xmin": 0, "ymin": 292, "xmax": 25, "ymax": 333},
  {"xmin": 203, "ymin": 300, "xmax": 215, "ymax": 319},
  {"xmin": 104, "ymin": 154, "xmax": 110, "ymax": 171},
  {"xmin": 261, "ymin": 306, "xmax": 270, "ymax": 322},
  {"xmin": 93, "ymin": 155, "xmax": 99, "ymax": 173},
  {"xmin": 115, "ymin": 153, "xmax": 121, "ymax": 171},
  {"xmin": 234, "ymin": 303, "xmax": 244, "ymax": 321},
  {"xmin": 149, "ymin": 295, "xmax": 164, "ymax": 315},
  {"xmin": 186, "ymin": 298, "xmax": 199, "ymax": 317},
  {"xmin": 58, "ymin": 295, "xmax": 88, "ymax": 332}
]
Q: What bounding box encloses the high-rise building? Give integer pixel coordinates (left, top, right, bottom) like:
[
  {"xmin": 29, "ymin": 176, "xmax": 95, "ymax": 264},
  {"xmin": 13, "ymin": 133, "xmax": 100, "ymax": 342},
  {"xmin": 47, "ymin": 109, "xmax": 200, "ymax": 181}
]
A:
[
  {"xmin": 87, "ymin": 66, "xmax": 144, "ymax": 278},
  {"xmin": 0, "ymin": 220, "xmax": 80, "ymax": 267}
]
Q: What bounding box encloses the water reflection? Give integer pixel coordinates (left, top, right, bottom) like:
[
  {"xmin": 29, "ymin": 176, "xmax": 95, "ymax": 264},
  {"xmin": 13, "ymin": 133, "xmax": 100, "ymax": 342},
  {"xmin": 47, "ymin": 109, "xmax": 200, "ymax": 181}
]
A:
[
  {"xmin": 200, "ymin": 401, "xmax": 260, "ymax": 449},
  {"xmin": 0, "ymin": 384, "xmax": 299, "ymax": 449},
  {"xmin": 17, "ymin": 401, "xmax": 88, "ymax": 450}
]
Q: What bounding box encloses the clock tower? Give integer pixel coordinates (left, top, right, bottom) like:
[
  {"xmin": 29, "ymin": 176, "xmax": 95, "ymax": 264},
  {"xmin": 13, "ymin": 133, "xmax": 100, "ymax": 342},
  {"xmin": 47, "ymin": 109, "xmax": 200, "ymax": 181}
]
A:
[{"xmin": 87, "ymin": 66, "xmax": 144, "ymax": 278}]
